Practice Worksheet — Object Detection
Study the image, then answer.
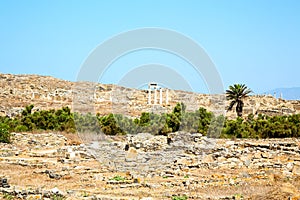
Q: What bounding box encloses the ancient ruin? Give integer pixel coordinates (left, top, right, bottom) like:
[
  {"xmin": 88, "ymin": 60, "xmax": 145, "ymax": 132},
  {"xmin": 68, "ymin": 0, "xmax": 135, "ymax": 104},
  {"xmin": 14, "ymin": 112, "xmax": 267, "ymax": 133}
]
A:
[
  {"xmin": 0, "ymin": 73, "xmax": 299, "ymax": 118},
  {"xmin": 1, "ymin": 73, "xmax": 300, "ymax": 199}
]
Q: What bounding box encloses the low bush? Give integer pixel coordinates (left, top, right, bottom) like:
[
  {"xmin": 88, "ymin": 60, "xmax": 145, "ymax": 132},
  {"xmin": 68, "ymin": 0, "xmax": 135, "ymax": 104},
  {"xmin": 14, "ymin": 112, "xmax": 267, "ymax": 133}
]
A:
[
  {"xmin": 171, "ymin": 195, "xmax": 188, "ymax": 200},
  {"xmin": 0, "ymin": 124, "xmax": 11, "ymax": 143},
  {"xmin": 1, "ymin": 103, "xmax": 300, "ymax": 142}
]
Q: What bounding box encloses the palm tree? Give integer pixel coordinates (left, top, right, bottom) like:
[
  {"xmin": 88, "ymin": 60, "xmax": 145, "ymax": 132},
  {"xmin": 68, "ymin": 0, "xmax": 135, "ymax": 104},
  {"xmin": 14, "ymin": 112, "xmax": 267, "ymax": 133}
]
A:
[{"xmin": 226, "ymin": 84, "xmax": 252, "ymax": 117}]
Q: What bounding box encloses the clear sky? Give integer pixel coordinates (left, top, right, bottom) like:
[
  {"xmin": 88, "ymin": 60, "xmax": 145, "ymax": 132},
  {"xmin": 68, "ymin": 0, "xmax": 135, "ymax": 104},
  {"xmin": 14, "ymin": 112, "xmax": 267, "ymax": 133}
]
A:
[{"xmin": 0, "ymin": 0, "xmax": 300, "ymax": 94}]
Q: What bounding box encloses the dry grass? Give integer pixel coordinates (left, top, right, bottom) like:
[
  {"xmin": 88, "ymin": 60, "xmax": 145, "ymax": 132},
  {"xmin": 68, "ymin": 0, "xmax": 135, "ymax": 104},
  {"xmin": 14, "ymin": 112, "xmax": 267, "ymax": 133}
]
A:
[
  {"xmin": 2, "ymin": 159, "xmax": 300, "ymax": 199},
  {"xmin": 2, "ymin": 132, "xmax": 300, "ymax": 199}
]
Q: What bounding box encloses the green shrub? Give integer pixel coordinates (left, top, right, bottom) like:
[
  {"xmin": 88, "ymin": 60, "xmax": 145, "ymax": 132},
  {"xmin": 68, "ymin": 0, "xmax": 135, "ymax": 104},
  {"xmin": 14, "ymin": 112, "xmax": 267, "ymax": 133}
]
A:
[
  {"xmin": 52, "ymin": 194, "xmax": 65, "ymax": 200},
  {"xmin": 1, "ymin": 104, "xmax": 300, "ymax": 139},
  {"xmin": 0, "ymin": 124, "xmax": 11, "ymax": 143},
  {"xmin": 109, "ymin": 175, "xmax": 126, "ymax": 181},
  {"xmin": 3, "ymin": 193, "xmax": 14, "ymax": 200},
  {"xmin": 171, "ymin": 195, "xmax": 188, "ymax": 200},
  {"xmin": 14, "ymin": 125, "xmax": 28, "ymax": 132}
]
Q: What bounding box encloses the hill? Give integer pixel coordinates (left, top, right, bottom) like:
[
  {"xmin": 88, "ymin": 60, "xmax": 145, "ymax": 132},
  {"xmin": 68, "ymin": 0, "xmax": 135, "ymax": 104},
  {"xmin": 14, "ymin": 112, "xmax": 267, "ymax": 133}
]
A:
[{"xmin": 0, "ymin": 73, "xmax": 300, "ymax": 118}]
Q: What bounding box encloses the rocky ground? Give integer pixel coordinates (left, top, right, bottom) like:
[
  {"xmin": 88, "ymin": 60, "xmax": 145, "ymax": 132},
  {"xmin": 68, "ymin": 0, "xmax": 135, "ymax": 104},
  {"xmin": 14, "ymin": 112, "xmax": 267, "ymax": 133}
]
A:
[
  {"xmin": 1, "ymin": 73, "xmax": 300, "ymax": 119},
  {"xmin": 1, "ymin": 132, "xmax": 300, "ymax": 200}
]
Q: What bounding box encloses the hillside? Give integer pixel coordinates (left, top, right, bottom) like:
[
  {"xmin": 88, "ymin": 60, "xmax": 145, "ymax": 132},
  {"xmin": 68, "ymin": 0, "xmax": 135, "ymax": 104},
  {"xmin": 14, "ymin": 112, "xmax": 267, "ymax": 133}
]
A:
[
  {"xmin": 0, "ymin": 73, "xmax": 300, "ymax": 119},
  {"xmin": 1, "ymin": 73, "xmax": 300, "ymax": 199}
]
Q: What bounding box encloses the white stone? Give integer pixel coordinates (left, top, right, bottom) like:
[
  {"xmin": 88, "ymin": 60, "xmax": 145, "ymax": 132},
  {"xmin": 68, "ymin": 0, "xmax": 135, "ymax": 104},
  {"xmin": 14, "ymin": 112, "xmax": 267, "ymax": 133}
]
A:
[
  {"xmin": 286, "ymin": 162, "xmax": 294, "ymax": 172},
  {"xmin": 51, "ymin": 187, "xmax": 62, "ymax": 194},
  {"xmin": 67, "ymin": 147, "xmax": 73, "ymax": 153},
  {"xmin": 226, "ymin": 141, "xmax": 235, "ymax": 146},
  {"xmin": 69, "ymin": 152, "xmax": 76, "ymax": 159}
]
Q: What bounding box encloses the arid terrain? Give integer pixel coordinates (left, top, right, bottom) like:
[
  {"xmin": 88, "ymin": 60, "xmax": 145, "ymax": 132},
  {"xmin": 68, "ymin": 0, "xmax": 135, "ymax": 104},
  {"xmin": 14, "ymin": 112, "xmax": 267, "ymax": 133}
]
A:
[
  {"xmin": 1, "ymin": 73, "xmax": 300, "ymax": 119},
  {"xmin": 1, "ymin": 73, "xmax": 300, "ymax": 199},
  {"xmin": 1, "ymin": 0, "xmax": 300, "ymax": 198},
  {"xmin": 1, "ymin": 131, "xmax": 300, "ymax": 200}
]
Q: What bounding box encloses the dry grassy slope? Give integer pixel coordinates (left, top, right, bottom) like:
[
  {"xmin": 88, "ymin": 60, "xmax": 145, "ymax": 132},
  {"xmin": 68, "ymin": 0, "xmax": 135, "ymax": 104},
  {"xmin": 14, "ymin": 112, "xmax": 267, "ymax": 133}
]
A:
[{"xmin": 0, "ymin": 73, "xmax": 299, "ymax": 118}]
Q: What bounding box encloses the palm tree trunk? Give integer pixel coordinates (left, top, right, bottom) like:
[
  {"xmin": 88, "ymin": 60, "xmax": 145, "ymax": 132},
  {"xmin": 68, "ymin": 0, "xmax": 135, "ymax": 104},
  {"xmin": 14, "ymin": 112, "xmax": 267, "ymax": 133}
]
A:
[{"xmin": 236, "ymin": 101, "xmax": 244, "ymax": 117}]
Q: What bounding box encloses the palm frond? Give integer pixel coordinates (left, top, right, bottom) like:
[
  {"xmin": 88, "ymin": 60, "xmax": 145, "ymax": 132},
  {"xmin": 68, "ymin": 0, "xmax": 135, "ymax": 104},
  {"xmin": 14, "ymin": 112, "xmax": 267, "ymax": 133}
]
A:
[{"xmin": 226, "ymin": 84, "xmax": 252, "ymax": 116}]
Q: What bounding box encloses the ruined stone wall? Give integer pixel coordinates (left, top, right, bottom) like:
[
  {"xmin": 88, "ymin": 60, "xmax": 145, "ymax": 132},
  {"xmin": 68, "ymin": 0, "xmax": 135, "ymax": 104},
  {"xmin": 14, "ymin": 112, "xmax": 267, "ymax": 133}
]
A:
[
  {"xmin": 0, "ymin": 73, "xmax": 300, "ymax": 118},
  {"xmin": 2, "ymin": 131, "xmax": 300, "ymax": 199}
]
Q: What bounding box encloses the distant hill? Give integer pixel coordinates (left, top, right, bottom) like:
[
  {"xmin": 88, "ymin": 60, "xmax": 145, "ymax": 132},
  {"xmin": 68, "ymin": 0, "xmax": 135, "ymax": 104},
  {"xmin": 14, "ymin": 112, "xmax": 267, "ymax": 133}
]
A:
[{"xmin": 266, "ymin": 87, "xmax": 300, "ymax": 100}]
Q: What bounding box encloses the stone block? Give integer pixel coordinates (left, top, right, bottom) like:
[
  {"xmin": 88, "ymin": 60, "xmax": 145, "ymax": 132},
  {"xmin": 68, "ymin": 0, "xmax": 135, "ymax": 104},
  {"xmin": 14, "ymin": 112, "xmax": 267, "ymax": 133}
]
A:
[{"xmin": 125, "ymin": 147, "xmax": 138, "ymax": 162}]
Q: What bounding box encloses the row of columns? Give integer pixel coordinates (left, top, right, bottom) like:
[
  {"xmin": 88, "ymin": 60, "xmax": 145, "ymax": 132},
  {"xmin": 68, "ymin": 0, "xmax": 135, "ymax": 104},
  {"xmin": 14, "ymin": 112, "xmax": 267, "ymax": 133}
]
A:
[{"xmin": 148, "ymin": 88, "xmax": 168, "ymax": 105}]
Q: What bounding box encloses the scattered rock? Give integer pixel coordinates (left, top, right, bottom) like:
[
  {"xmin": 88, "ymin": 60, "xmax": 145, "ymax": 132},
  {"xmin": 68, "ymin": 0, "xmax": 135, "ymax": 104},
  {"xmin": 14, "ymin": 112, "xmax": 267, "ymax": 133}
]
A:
[
  {"xmin": 0, "ymin": 178, "xmax": 10, "ymax": 188},
  {"xmin": 1, "ymin": 132, "xmax": 300, "ymax": 199}
]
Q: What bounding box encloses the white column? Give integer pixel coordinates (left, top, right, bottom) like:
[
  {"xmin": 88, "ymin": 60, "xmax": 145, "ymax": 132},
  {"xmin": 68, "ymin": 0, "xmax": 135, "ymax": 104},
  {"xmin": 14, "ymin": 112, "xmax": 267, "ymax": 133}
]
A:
[
  {"xmin": 159, "ymin": 88, "xmax": 163, "ymax": 104},
  {"xmin": 148, "ymin": 89, "xmax": 151, "ymax": 104},
  {"xmin": 154, "ymin": 89, "xmax": 157, "ymax": 104},
  {"xmin": 166, "ymin": 89, "xmax": 169, "ymax": 104}
]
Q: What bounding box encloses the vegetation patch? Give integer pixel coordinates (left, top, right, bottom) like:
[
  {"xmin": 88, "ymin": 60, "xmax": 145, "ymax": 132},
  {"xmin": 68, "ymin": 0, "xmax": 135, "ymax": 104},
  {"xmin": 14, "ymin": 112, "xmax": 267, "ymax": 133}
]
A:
[
  {"xmin": 1, "ymin": 99, "xmax": 300, "ymax": 144},
  {"xmin": 0, "ymin": 125, "xmax": 11, "ymax": 143},
  {"xmin": 171, "ymin": 195, "xmax": 188, "ymax": 200},
  {"xmin": 109, "ymin": 175, "xmax": 126, "ymax": 181}
]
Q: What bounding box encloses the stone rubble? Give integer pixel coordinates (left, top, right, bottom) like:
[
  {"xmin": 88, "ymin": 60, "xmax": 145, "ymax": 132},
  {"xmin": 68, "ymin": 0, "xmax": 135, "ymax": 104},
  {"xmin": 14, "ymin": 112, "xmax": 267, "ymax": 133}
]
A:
[{"xmin": 1, "ymin": 132, "xmax": 300, "ymax": 199}]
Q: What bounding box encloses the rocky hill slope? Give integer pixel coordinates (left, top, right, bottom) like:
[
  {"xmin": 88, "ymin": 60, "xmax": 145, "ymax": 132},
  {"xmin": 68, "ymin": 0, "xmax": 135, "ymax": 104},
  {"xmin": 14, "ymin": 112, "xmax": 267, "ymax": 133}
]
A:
[{"xmin": 1, "ymin": 73, "xmax": 300, "ymax": 118}]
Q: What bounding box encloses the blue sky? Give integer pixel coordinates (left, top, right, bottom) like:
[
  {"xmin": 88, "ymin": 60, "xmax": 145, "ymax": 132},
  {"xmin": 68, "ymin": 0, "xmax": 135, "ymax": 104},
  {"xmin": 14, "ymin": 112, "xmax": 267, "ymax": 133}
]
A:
[{"xmin": 0, "ymin": 0, "xmax": 300, "ymax": 94}]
